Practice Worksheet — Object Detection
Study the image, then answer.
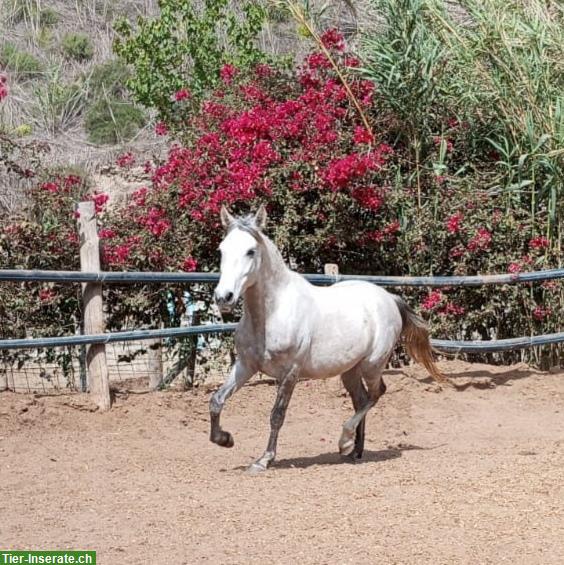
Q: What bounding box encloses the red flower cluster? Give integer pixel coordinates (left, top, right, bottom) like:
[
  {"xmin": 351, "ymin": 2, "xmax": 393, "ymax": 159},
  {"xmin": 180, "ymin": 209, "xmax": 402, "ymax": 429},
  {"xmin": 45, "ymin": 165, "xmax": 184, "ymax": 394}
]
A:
[
  {"xmin": 181, "ymin": 256, "xmax": 198, "ymax": 272},
  {"xmin": 140, "ymin": 207, "xmax": 171, "ymax": 238},
  {"xmin": 421, "ymin": 290, "xmax": 464, "ymax": 316},
  {"xmin": 155, "ymin": 121, "xmax": 168, "ymax": 136},
  {"xmin": 0, "ymin": 74, "xmax": 8, "ymax": 101},
  {"xmin": 116, "ymin": 152, "xmax": 135, "ymax": 168},
  {"xmin": 320, "ymin": 29, "xmax": 345, "ymax": 52},
  {"xmin": 103, "ymin": 244, "xmax": 132, "ymax": 267},
  {"xmin": 147, "ymin": 49, "xmax": 388, "ymax": 223},
  {"xmin": 353, "ymin": 126, "xmax": 373, "ymax": 145},
  {"xmin": 174, "ymin": 88, "xmax": 191, "ymax": 102},
  {"xmin": 446, "ymin": 212, "xmax": 463, "ymax": 234},
  {"xmin": 467, "ymin": 227, "xmax": 492, "ymax": 252},
  {"xmin": 323, "ymin": 153, "xmax": 384, "ymax": 190},
  {"xmin": 220, "ymin": 64, "xmax": 237, "ymax": 85},
  {"xmin": 529, "ymin": 236, "xmax": 549, "ymax": 250},
  {"xmin": 532, "ymin": 305, "xmax": 551, "ymax": 321},
  {"xmin": 422, "ymin": 290, "xmax": 443, "ymax": 311},
  {"xmin": 352, "ymin": 187, "xmax": 383, "ymax": 211},
  {"xmin": 89, "ymin": 192, "xmax": 109, "ymax": 214},
  {"xmin": 39, "ymin": 288, "xmax": 56, "ymax": 302}
]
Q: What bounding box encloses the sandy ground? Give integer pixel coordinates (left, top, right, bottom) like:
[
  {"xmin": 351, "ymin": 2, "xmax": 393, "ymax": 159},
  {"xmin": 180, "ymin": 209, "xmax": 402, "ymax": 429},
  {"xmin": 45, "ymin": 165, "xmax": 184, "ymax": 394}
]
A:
[{"xmin": 1, "ymin": 360, "xmax": 563, "ymax": 565}]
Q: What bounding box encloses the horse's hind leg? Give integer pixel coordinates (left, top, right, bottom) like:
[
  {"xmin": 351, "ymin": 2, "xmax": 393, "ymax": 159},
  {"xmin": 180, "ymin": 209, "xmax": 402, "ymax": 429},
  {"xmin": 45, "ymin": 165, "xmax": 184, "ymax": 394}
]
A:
[
  {"xmin": 339, "ymin": 363, "xmax": 387, "ymax": 458},
  {"xmin": 341, "ymin": 369, "xmax": 370, "ymax": 458}
]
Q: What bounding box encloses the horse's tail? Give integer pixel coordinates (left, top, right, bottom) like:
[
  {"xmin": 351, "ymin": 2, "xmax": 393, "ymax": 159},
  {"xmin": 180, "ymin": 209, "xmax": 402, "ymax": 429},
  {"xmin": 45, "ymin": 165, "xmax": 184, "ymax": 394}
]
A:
[{"xmin": 393, "ymin": 295, "xmax": 446, "ymax": 383}]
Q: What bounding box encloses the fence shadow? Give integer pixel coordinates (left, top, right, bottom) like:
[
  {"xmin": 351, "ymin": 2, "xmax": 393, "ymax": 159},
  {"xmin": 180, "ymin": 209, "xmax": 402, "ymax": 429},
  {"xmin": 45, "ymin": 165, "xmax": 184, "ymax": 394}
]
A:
[{"xmin": 387, "ymin": 366, "xmax": 538, "ymax": 388}]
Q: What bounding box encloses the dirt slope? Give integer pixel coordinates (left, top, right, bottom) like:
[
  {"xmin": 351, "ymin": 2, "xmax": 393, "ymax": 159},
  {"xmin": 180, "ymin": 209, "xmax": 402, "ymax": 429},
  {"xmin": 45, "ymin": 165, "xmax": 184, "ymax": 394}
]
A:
[{"xmin": 1, "ymin": 360, "xmax": 563, "ymax": 564}]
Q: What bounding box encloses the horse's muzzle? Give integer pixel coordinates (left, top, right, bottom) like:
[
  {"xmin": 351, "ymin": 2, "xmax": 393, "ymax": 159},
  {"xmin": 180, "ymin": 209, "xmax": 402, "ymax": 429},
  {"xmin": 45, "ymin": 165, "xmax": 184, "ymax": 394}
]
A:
[{"xmin": 215, "ymin": 289, "xmax": 236, "ymax": 313}]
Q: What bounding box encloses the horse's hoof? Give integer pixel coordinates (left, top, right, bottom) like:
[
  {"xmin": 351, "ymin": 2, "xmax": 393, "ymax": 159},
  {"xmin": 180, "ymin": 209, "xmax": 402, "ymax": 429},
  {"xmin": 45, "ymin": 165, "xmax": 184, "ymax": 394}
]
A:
[
  {"xmin": 213, "ymin": 431, "xmax": 234, "ymax": 448},
  {"xmin": 247, "ymin": 462, "xmax": 267, "ymax": 475},
  {"xmin": 339, "ymin": 437, "xmax": 355, "ymax": 457}
]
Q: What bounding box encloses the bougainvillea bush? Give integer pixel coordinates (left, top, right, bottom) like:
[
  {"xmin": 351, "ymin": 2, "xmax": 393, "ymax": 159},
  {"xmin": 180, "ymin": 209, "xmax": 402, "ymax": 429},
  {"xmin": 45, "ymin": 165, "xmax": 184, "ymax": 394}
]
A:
[{"xmin": 1, "ymin": 30, "xmax": 562, "ymax": 369}]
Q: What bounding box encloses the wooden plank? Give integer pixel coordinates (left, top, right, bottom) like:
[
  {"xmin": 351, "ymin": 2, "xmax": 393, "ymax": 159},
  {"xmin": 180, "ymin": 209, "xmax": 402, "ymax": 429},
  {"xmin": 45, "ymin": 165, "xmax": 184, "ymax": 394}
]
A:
[{"xmin": 78, "ymin": 201, "xmax": 111, "ymax": 411}]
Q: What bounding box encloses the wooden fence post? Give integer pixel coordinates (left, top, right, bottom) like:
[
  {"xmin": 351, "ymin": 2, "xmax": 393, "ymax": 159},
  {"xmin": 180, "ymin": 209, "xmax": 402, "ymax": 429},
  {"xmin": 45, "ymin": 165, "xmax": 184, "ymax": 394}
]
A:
[
  {"xmin": 78, "ymin": 201, "xmax": 111, "ymax": 411},
  {"xmin": 147, "ymin": 339, "xmax": 163, "ymax": 390},
  {"xmin": 324, "ymin": 263, "xmax": 339, "ymax": 277}
]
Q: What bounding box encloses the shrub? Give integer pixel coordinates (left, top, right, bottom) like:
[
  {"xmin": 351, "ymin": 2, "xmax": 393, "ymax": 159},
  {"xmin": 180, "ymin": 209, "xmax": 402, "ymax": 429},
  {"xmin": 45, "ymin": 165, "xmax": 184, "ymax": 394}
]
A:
[
  {"xmin": 61, "ymin": 33, "xmax": 94, "ymax": 62},
  {"xmin": 85, "ymin": 98, "xmax": 145, "ymax": 144},
  {"xmin": 0, "ymin": 42, "xmax": 43, "ymax": 79},
  {"xmin": 33, "ymin": 71, "xmax": 87, "ymax": 134},
  {"xmin": 39, "ymin": 7, "xmax": 59, "ymax": 27},
  {"xmin": 113, "ymin": 0, "xmax": 269, "ymax": 119},
  {"xmin": 88, "ymin": 59, "xmax": 130, "ymax": 100}
]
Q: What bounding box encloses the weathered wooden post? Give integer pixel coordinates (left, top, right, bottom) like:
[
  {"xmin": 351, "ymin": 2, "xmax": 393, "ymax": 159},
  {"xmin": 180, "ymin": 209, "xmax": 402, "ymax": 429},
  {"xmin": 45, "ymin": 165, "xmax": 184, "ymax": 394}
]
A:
[
  {"xmin": 324, "ymin": 263, "xmax": 339, "ymax": 277},
  {"xmin": 147, "ymin": 339, "xmax": 163, "ymax": 390},
  {"xmin": 78, "ymin": 201, "xmax": 111, "ymax": 411}
]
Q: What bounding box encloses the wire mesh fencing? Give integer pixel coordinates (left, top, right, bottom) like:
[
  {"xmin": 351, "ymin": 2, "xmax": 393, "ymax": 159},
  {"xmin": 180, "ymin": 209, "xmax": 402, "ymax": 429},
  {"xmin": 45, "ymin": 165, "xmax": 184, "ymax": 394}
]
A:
[{"xmin": 0, "ymin": 337, "xmax": 233, "ymax": 394}]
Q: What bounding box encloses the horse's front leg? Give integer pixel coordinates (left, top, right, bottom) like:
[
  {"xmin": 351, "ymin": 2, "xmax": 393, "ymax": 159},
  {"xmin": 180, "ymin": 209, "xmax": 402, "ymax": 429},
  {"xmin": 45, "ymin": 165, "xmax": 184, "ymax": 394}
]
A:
[
  {"xmin": 248, "ymin": 368, "xmax": 298, "ymax": 474},
  {"xmin": 210, "ymin": 360, "xmax": 255, "ymax": 448}
]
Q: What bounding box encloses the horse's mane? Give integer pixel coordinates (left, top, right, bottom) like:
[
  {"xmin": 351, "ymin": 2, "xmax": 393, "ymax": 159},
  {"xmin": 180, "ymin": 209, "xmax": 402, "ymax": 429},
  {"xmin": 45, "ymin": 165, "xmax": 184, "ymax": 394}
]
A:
[{"xmin": 227, "ymin": 214, "xmax": 262, "ymax": 240}]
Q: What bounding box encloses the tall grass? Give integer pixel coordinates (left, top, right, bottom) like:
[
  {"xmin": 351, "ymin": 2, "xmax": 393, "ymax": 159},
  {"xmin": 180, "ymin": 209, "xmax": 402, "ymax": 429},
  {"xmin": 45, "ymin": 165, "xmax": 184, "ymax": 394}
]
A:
[
  {"xmin": 361, "ymin": 0, "xmax": 564, "ymax": 245},
  {"xmin": 429, "ymin": 0, "xmax": 564, "ymax": 240}
]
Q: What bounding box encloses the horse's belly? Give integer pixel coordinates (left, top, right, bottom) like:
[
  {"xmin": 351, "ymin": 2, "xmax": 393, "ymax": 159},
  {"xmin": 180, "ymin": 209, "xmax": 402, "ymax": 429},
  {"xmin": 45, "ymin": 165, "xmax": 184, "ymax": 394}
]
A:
[{"xmin": 301, "ymin": 322, "xmax": 372, "ymax": 379}]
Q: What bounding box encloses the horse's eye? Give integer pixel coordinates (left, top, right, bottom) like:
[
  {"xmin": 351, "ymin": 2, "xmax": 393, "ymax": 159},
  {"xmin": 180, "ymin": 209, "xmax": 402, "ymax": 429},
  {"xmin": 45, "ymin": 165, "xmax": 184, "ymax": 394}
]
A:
[{"xmin": 246, "ymin": 249, "xmax": 256, "ymax": 258}]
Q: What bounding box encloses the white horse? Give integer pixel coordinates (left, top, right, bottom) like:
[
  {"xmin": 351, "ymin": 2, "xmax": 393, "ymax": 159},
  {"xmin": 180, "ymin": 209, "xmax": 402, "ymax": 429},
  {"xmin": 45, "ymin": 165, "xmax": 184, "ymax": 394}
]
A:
[{"xmin": 210, "ymin": 206, "xmax": 444, "ymax": 473}]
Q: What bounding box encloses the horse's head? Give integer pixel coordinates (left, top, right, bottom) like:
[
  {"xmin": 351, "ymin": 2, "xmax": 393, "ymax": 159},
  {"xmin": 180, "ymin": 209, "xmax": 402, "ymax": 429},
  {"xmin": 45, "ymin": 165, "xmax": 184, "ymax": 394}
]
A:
[{"xmin": 215, "ymin": 205, "xmax": 267, "ymax": 313}]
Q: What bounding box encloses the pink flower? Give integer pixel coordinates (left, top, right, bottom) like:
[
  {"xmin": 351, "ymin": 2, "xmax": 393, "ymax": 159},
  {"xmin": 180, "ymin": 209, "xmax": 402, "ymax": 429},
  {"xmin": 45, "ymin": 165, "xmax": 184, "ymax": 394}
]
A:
[
  {"xmin": 344, "ymin": 56, "xmax": 360, "ymax": 68},
  {"xmin": 0, "ymin": 74, "xmax": 8, "ymax": 101},
  {"xmin": 103, "ymin": 243, "xmax": 133, "ymax": 266},
  {"xmin": 446, "ymin": 212, "xmax": 463, "ymax": 234},
  {"xmin": 352, "ymin": 187, "xmax": 383, "ymax": 211},
  {"xmin": 532, "ymin": 306, "xmax": 551, "ymax": 321},
  {"xmin": 508, "ymin": 262, "xmax": 522, "ymax": 274},
  {"xmin": 422, "ymin": 290, "xmax": 444, "ymax": 311},
  {"xmin": 181, "ymin": 256, "xmax": 198, "ymax": 272},
  {"xmin": 220, "ymin": 64, "xmax": 238, "ymax": 85},
  {"xmin": 98, "ymin": 228, "xmax": 116, "ymax": 239},
  {"xmin": 467, "ymin": 228, "xmax": 492, "ymax": 252},
  {"xmin": 39, "ymin": 288, "xmax": 56, "ymax": 302},
  {"xmin": 41, "ymin": 182, "xmax": 59, "ymax": 193},
  {"xmin": 320, "ymin": 29, "xmax": 345, "ymax": 51},
  {"xmin": 174, "ymin": 88, "xmax": 191, "ymax": 101},
  {"xmin": 440, "ymin": 302, "xmax": 465, "ymax": 317},
  {"xmin": 90, "ymin": 192, "xmax": 109, "ymax": 214},
  {"xmin": 353, "ymin": 126, "xmax": 373, "ymax": 145},
  {"xmin": 141, "ymin": 207, "xmax": 171, "ymax": 238},
  {"xmin": 155, "ymin": 121, "xmax": 168, "ymax": 136},
  {"xmin": 529, "ymin": 236, "xmax": 549, "ymax": 250},
  {"xmin": 116, "ymin": 152, "xmax": 135, "ymax": 168}
]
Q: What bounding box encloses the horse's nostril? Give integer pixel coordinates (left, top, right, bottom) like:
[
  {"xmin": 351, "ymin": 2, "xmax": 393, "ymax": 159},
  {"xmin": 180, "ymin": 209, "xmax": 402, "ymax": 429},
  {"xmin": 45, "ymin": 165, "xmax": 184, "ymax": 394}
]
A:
[{"xmin": 225, "ymin": 291, "xmax": 234, "ymax": 303}]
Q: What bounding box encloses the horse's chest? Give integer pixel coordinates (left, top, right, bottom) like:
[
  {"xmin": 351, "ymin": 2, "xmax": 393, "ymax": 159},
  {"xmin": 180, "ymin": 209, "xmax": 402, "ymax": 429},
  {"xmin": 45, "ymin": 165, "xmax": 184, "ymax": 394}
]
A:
[{"xmin": 236, "ymin": 323, "xmax": 303, "ymax": 377}]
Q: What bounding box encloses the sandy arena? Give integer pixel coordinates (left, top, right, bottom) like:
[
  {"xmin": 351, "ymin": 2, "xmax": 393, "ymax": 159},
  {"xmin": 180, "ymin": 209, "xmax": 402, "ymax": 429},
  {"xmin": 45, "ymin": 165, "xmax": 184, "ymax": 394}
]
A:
[{"xmin": 1, "ymin": 360, "xmax": 563, "ymax": 564}]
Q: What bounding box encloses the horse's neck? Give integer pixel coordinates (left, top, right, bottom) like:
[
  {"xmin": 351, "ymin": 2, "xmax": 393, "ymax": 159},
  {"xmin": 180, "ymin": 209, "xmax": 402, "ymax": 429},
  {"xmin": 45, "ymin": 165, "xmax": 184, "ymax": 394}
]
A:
[{"xmin": 243, "ymin": 236, "xmax": 292, "ymax": 326}]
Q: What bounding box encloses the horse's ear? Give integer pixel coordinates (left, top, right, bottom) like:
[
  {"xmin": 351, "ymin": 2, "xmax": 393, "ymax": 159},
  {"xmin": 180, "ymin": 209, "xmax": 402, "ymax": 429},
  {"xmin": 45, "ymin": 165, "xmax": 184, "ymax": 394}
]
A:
[
  {"xmin": 220, "ymin": 205, "xmax": 234, "ymax": 229},
  {"xmin": 254, "ymin": 204, "xmax": 267, "ymax": 230}
]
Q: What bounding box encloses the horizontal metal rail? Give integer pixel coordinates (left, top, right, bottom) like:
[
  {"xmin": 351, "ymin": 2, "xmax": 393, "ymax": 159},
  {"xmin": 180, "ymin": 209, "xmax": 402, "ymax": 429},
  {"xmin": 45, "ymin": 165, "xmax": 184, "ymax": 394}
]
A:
[
  {"xmin": 431, "ymin": 332, "xmax": 564, "ymax": 353},
  {"xmin": 0, "ymin": 324, "xmax": 238, "ymax": 350},
  {"xmin": 0, "ymin": 267, "xmax": 563, "ymax": 286},
  {"xmin": 0, "ymin": 323, "xmax": 563, "ymax": 353}
]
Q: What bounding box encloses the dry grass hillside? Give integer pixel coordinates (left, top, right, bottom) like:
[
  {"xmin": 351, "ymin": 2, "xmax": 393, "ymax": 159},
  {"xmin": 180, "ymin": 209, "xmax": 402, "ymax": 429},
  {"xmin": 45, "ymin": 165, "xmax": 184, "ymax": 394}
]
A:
[{"xmin": 0, "ymin": 0, "xmax": 363, "ymax": 212}]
